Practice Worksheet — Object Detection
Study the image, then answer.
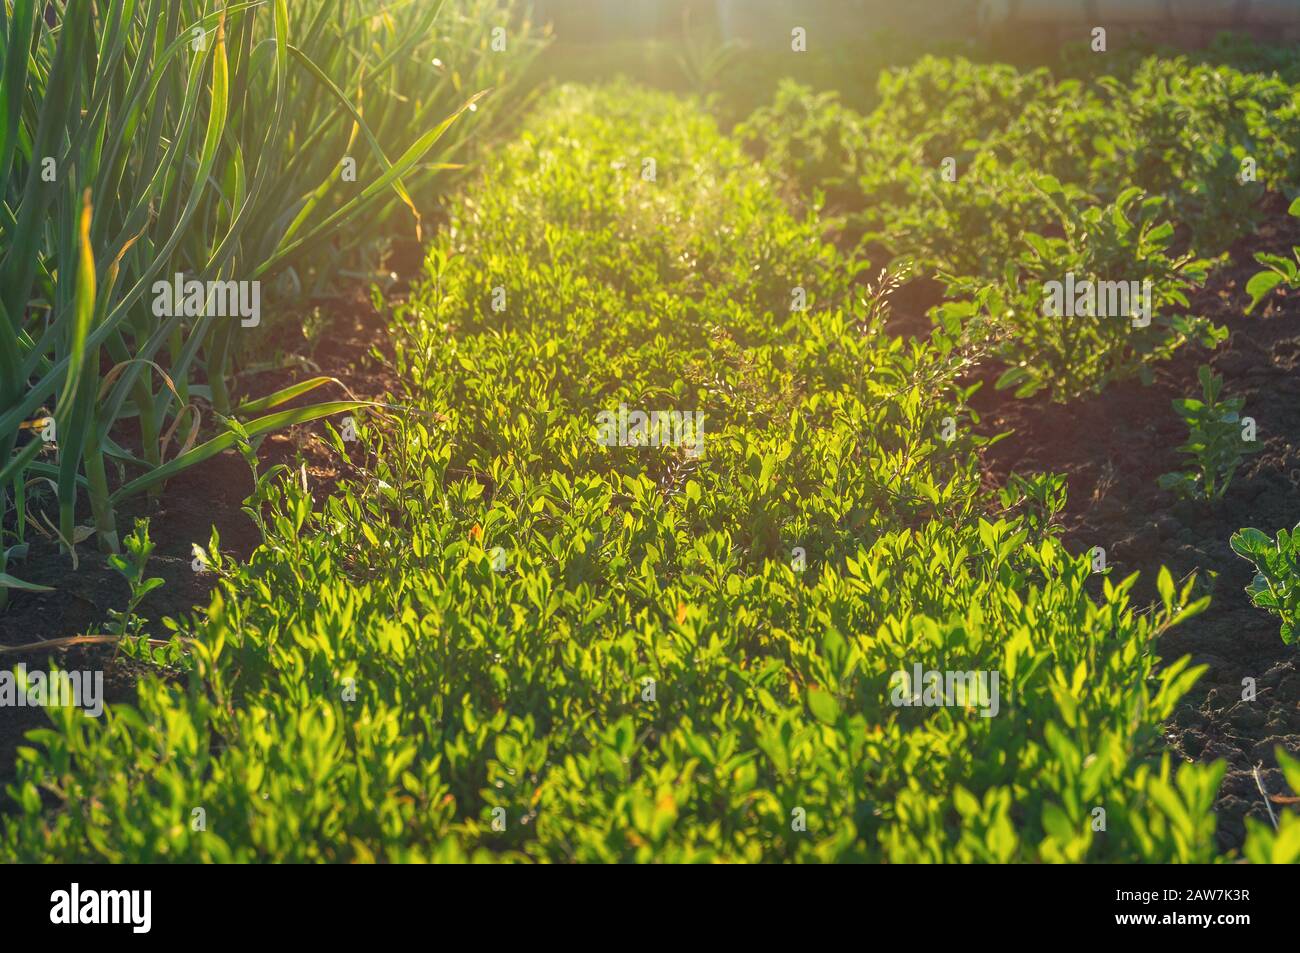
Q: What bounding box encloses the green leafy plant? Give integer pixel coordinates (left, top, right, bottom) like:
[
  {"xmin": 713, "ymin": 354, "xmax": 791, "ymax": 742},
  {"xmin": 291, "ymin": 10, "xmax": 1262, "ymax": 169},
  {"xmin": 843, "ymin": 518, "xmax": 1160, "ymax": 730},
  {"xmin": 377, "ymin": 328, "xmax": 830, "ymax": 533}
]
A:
[
  {"xmin": 1245, "ymin": 197, "xmax": 1300, "ymax": 313},
  {"xmin": 1230, "ymin": 524, "xmax": 1300, "ymax": 645},
  {"xmin": 998, "ymin": 472, "xmax": 1067, "ymax": 544},
  {"xmin": 675, "ymin": 7, "xmax": 744, "ymax": 100},
  {"xmin": 1158, "ymin": 365, "xmax": 1258, "ymax": 501},
  {"xmin": 745, "ymin": 56, "xmax": 1300, "ymax": 273},
  {"xmin": 940, "ymin": 184, "xmax": 1222, "ymax": 401},
  {"xmin": 105, "ymin": 518, "xmax": 165, "ymax": 640},
  {"xmin": 735, "ymin": 79, "xmax": 867, "ymax": 218},
  {"xmin": 7, "ymin": 18, "xmax": 1300, "ymax": 860}
]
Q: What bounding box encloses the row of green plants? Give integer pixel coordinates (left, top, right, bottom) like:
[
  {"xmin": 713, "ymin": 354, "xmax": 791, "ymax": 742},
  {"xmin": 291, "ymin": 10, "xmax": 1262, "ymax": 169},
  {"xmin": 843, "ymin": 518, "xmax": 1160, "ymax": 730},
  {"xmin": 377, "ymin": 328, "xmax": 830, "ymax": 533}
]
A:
[
  {"xmin": 744, "ymin": 55, "xmax": 1300, "ymax": 266},
  {"xmin": 5, "ymin": 83, "xmax": 1298, "ymax": 862},
  {"xmin": 739, "ymin": 55, "xmax": 1300, "ymax": 400},
  {"xmin": 0, "ymin": 0, "xmax": 545, "ymax": 605}
]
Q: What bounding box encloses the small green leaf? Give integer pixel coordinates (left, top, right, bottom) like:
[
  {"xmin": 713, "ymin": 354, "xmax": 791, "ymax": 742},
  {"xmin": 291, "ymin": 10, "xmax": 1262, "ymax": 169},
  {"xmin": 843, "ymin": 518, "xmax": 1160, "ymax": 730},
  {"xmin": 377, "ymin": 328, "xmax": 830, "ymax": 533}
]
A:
[
  {"xmin": 994, "ymin": 367, "xmax": 1028, "ymax": 391},
  {"xmin": 1230, "ymin": 528, "xmax": 1272, "ymax": 559},
  {"xmin": 807, "ymin": 687, "xmax": 840, "ymax": 725},
  {"xmin": 1245, "ymin": 271, "xmax": 1283, "ymax": 313}
]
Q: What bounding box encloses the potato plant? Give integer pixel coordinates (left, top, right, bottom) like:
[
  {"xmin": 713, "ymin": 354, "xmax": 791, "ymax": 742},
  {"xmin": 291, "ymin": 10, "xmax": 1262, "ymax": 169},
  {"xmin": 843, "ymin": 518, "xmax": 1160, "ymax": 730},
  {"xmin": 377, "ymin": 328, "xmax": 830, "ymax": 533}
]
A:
[
  {"xmin": 1245, "ymin": 197, "xmax": 1300, "ymax": 313},
  {"xmin": 742, "ymin": 55, "xmax": 1298, "ymax": 402},
  {"xmin": 939, "ymin": 184, "xmax": 1221, "ymax": 401},
  {"xmin": 746, "ymin": 56, "xmax": 1300, "ymax": 272},
  {"xmin": 1231, "ymin": 525, "xmax": 1300, "ymax": 646}
]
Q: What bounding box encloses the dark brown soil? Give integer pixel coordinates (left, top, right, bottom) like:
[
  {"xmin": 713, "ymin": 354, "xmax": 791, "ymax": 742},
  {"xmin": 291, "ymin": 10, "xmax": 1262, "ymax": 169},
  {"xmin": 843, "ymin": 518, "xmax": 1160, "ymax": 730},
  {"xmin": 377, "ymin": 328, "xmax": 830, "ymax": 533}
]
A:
[
  {"xmin": 0, "ymin": 289, "xmax": 398, "ymax": 804},
  {"xmin": 976, "ymin": 194, "xmax": 1300, "ymax": 853}
]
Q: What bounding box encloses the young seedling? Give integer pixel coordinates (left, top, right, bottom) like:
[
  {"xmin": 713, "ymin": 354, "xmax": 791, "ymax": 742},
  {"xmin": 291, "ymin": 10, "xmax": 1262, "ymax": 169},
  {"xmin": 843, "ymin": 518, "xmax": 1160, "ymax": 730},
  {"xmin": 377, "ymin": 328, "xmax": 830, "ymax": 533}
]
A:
[
  {"xmin": 1230, "ymin": 524, "xmax": 1300, "ymax": 645},
  {"xmin": 1245, "ymin": 197, "xmax": 1300, "ymax": 313},
  {"xmin": 106, "ymin": 519, "xmax": 165, "ymax": 641},
  {"xmin": 1158, "ymin": 365, "xmax": 1257, "ymax": 501}
]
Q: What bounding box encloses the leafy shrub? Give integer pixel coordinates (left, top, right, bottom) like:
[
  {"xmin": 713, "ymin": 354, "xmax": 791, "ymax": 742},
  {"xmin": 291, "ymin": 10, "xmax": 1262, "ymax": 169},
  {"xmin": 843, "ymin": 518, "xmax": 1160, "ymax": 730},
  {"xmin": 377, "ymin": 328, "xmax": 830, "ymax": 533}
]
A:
[
  {"xmin": 1159, "ymin": 366, "xmax": 1258, "ymax": 501},
  {"xmin": 1231, "ymin": 525, "xmax": 1300, "ymax": 646}
]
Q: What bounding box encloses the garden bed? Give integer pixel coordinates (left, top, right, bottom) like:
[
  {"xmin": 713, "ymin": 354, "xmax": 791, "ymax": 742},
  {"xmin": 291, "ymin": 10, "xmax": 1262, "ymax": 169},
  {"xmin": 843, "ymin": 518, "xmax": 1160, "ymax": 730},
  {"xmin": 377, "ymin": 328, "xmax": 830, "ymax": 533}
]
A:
[{"xmin": 5, "ymin": 17, "xmax": 1300, "ymax": 862}]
